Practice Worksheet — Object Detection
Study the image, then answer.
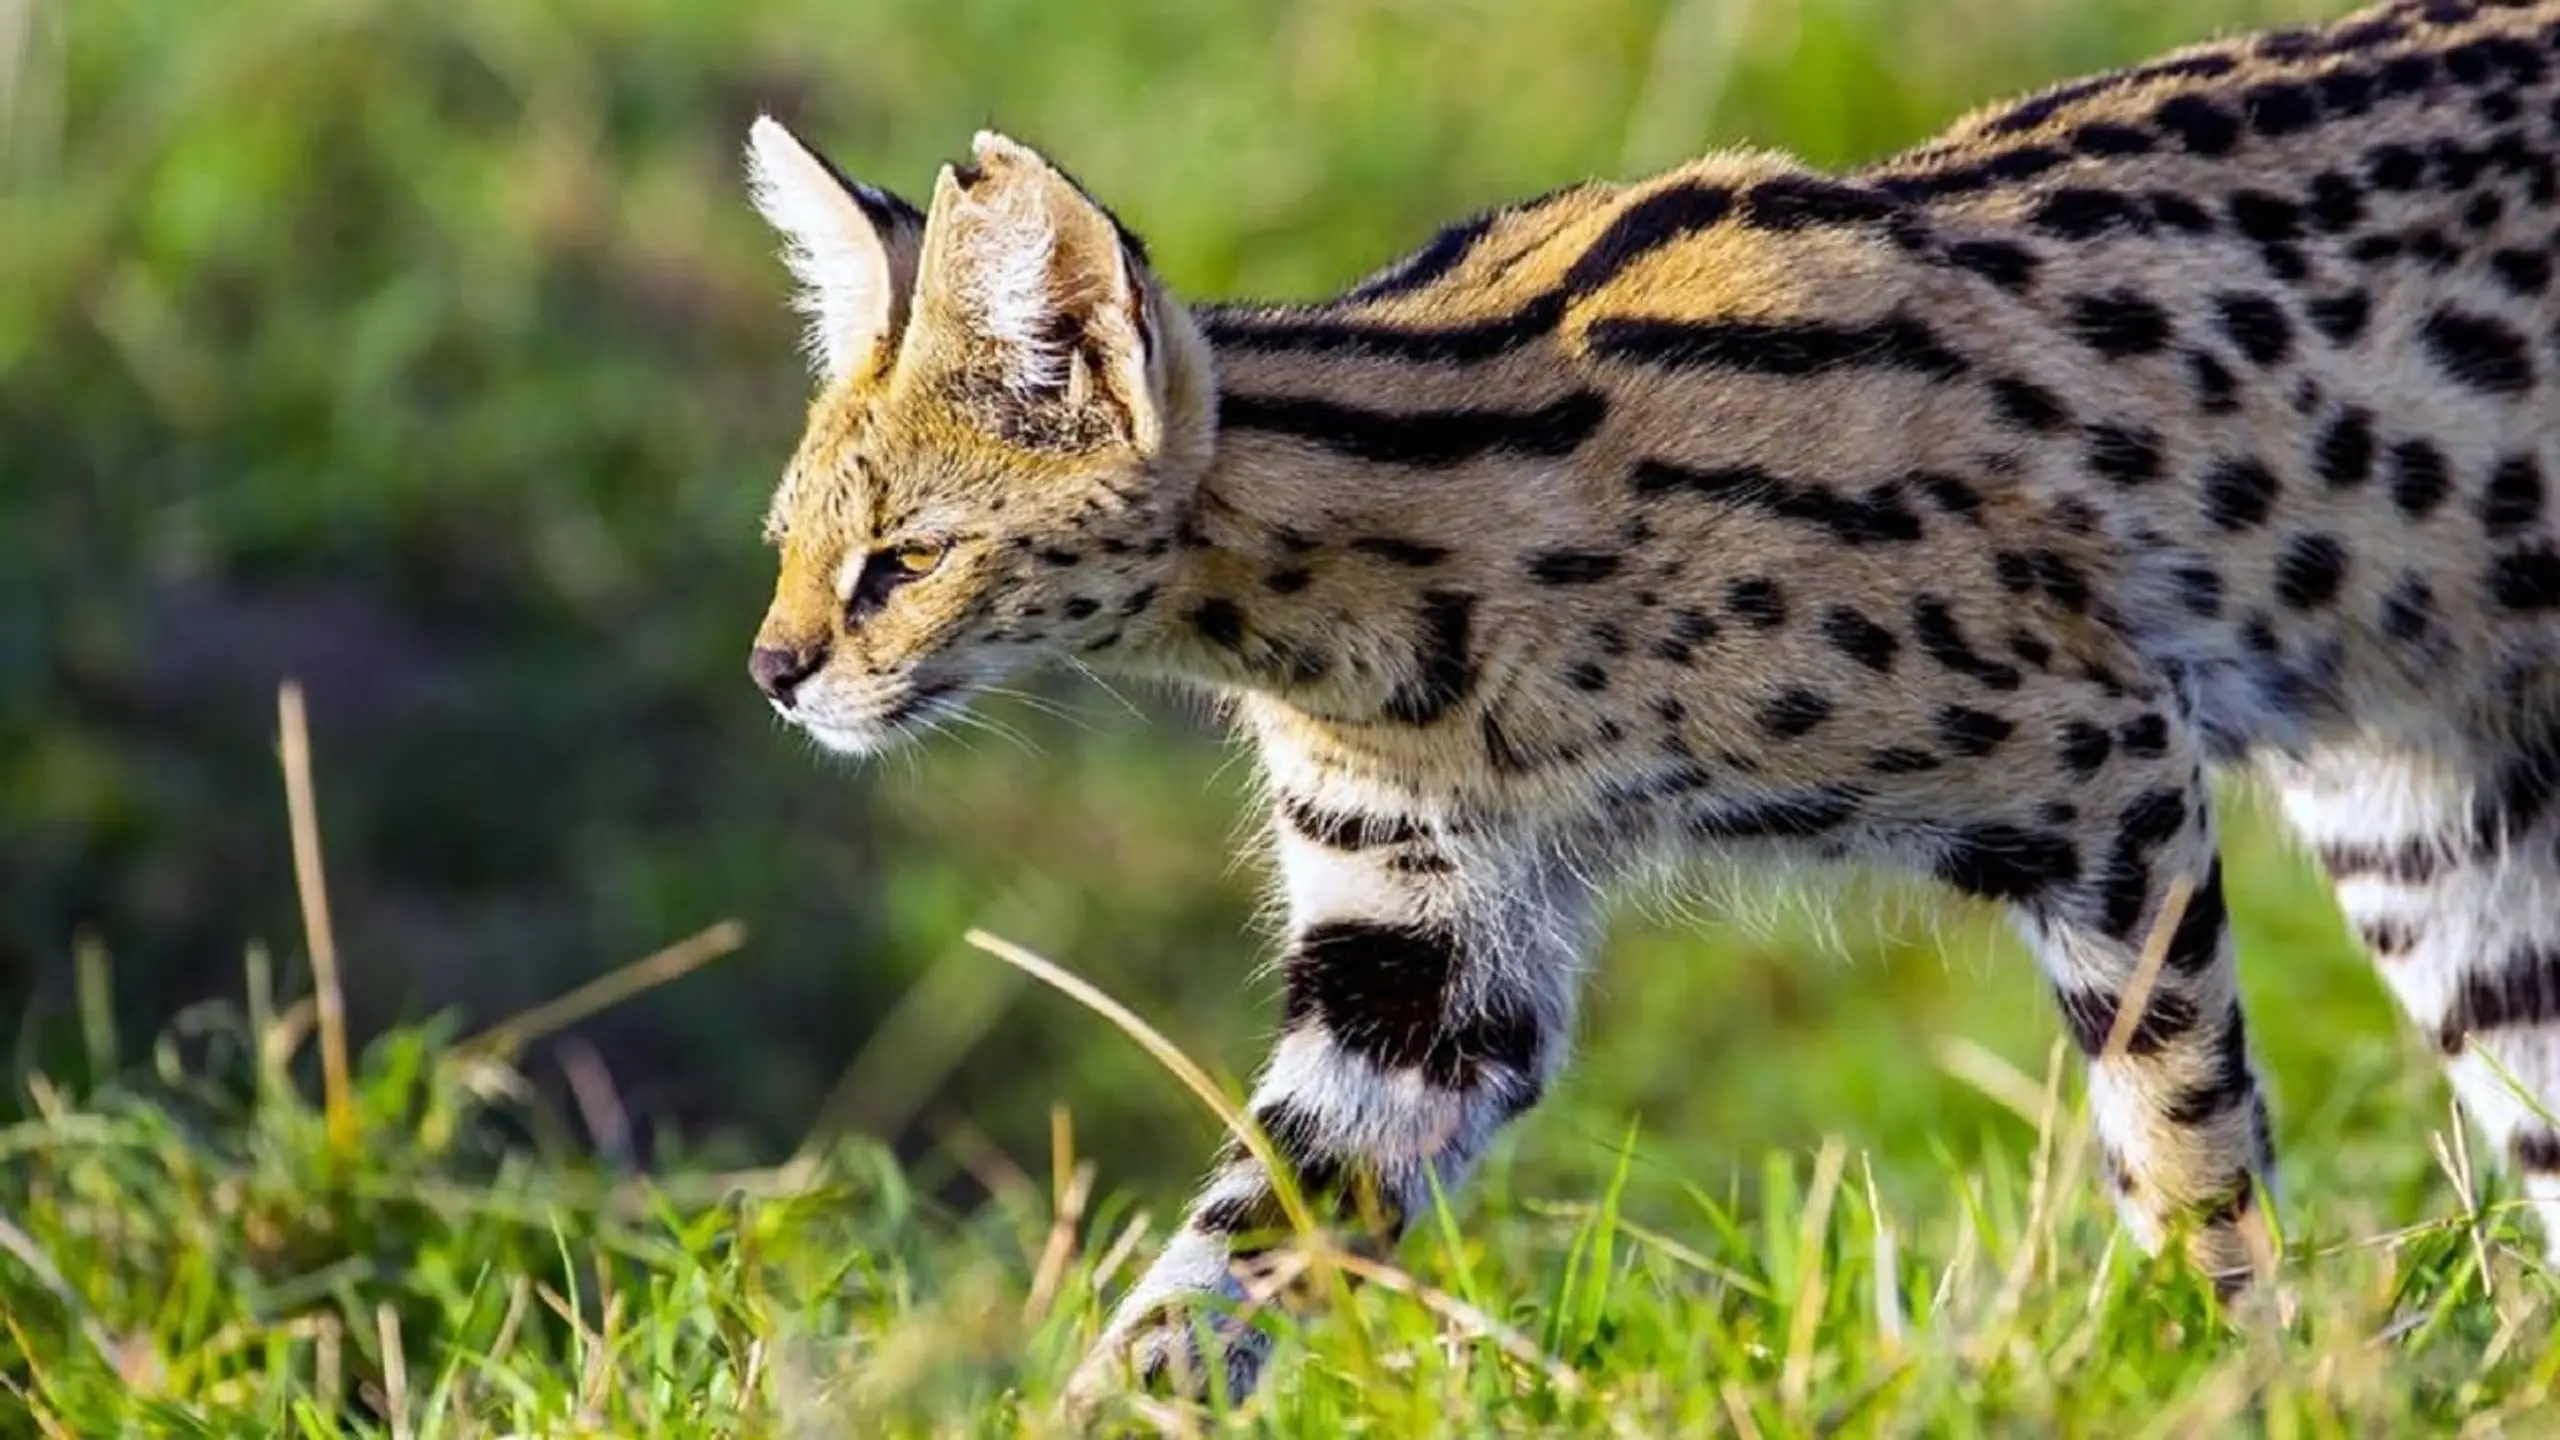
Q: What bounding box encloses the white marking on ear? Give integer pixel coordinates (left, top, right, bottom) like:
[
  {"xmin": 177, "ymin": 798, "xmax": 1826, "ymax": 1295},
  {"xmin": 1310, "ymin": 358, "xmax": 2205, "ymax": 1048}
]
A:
[
  {"xmin": 972, "ymin": 203, "xmax": 1067, "ymax": 393},
  {"xmin": 942, "ymin": 136, "xmax": 1070, "ymax": 395},
  {"xmin": 745, "ymin": 115, "xmax": 911, "ymax": 381}
]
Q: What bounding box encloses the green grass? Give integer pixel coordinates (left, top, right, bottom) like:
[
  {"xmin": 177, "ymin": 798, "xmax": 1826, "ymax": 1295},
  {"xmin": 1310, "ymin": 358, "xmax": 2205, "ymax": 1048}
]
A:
[{"xmin": 4, "ymin": 911, "xmax": 2558, "ymax": 1437}]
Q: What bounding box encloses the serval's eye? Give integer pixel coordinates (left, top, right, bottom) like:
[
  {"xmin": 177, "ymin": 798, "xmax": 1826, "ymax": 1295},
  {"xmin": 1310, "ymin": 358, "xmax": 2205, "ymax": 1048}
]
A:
[{"xmin": 848, "ymin": 540, "xmax": 948, "ymax": 624}]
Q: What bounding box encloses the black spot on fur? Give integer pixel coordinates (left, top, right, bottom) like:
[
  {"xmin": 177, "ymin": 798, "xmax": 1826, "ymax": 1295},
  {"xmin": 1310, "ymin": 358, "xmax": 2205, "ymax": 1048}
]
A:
[
  {"xmin": 2186, "ymin": 349, "xmax": 2241, "ymax": 413},
  {"xmin": 1822, "ymin": 605, "xmax": 1900, "ymax": 672},
  {"xmin": 2405, "ymin": 228, "xmax": 2461, "ymax": 270},
  {"xmin": 2032, "ymin": 188, "xmax": 2154, "ymax": 240},
  {"xmin": 2419, "ymin": 307, "xmax": 2536, "ymax": 395},
  {"xmin": 2318, "ymin": 836, "xmax": 2443, "ymax": 885},
  {"xmin": 2240, "ymin": 80, "xmax": 2318, "ymax": 136},
  {"xmin": 2390, "ymin": 438, "xmax": 2452, "ymax": 519},
  {"xmin": 1912, "ymin": 470, "xmax": 1985, "ymax": 520},
  {"xmin": 1946, "ymin": 239, "xmax": 2042, "ymax": 291},
  {"xmin": 1282, "ymin": 920, "xmax": 1461, "ymax": 1073},
  {"xmin": 1216, "ymin": 1097, "xmax": 1341, "ymax": 1200},
  {"xmin": 2366, "ymin": 142, "xmax": 2426, "ymax": 190},
  {"xmin": 1934, "ymin": 823, "xmax": 2082, "ymax": 901},
  {"xmin": 2213, "ymin": 292, "xmax": 2292, "ymax": 367},
  {"xmin": 2437, "ymin": 945, "xmax": 2560, "ymax": 1056},
  {"xmin": 2481, "ymin": 454, "xmax": 2546, "ymax": 535},
  {"xmin": 1381, "ymin": 591, "xmax": 1478, "ymax": 725},
  {"xmin": 1652, "ymin": 605, "xmax": 1723, "ymax": 663},
  {"xmin": 2073, "ymin": 122, "xmax": 2156, "ymax": 156},
  {"xmin": 1265, "ymin": 566, "xmax": 1313, "ymax": 594},
  {"xmin": 2382, "ymin": 574, "xmax": 2438, "ymax": 644},
  {"xmin": 1994, "ymin": 551, "xmax": 2037, "ymax": 595},
  {"xmin": 2118, "ymin": 713, "xmax": 2171, "ymax": 757},
  {"xmin": 1690, "ymin": 788, "xmax": 1866, "ymax": 841},
  {"xmin": 1188, "ymin": 598, "xmax": 1245, "ymax": 647},
  {"xmin": 2306, "ymin": 170, "xmax": 2366, "ymax": 231},
  {"xmin": 2118, "ymin": 786, "xmax": 2189, "ymax": 850},
  {"xmin": 1910, "ymin": 597, "xmax": 2022, "ymax": 691},
  {"xmin": 2274, "ymin": 533, "xmax": 2349, "ymax": 610},
  {"xmin": 2515, "ymin": 1129, "xmax": 2560, "ymax": 1174},
  {"xmin": 2055, "ymin": 982, "xmax": 2201, "ymax": 1056},
  {"xmin": 1756, "ymin": 687, "xmax": 1834, "ymax": 739},
  {"xmin": 2141, "ymin": 191, "xmax": 2214, "ymax": 235},
  {"xmin": 2094, "ymin": 787, "xmax": 2191, "ymax": 937},
  {"xmin": 2307, "ymin": 291, "xmax": 2371, "ymax": 346},
  {"xmin": 2475, "ymin": 714, "xmax": 2560, "ymax": 845},
  {"xmin": 1727, "ymin": 577, "xmax": 1787, "ymax": 629},
  {"xmin": 1992, "ymin": 375, "xmax": 2070, "ymax": 431},
  {"xmin": 2164, "ymin": 1008, "xmax": 2256, "ymax": 1126},
  {"xmin": 2491, "ymin": 546, "xmax": 2560, "ymax": 610},
  {"xmin": 2314, "ymin": 407, "xmax": 2374, "ymax": 488},
  {"xmin": 2163, "ymin": 860, "xmax": 2229, "ymax": 975},
  {"xmin": 2175, "ymin": 563, "xmax": 2225, "ymax": 617},
  {"xmin": 2068, "ymin": 288, "xmax": 2174, "ymax": 357},
  {"xmin": 1526, "ymin": 549, "xmax": 1623, "ymax": 585},
  {"xmin": 1936, "ymin": 705, "xmax": 2015, "ymax": 757},
  {"xmin": 2358, "ymin": 915, "xmax": 2419, "ymax": 959},
  {"xmin": 2200, "ymin": 456, "xmax": 2280, "ymax": 531},
  {"xmin": 2087, "ymin": 423, "xmax": 2163, "ymax": 486},
  {"xmin": 2060, "ymin": 719, "xmax": 2114, "ymax": 777},
  {"xmin": 2227, "ymin": 190, "xmax": 2303, "ymax": 243},
  {"xmin": 2153, "ymin": 94, "xmax": 2242, "ymax": 155},
  {"xmin": 1280, "ymin": 798, "xmax": 1423, "ymax": 851},
  {"xmin": 1867, "ymin": 746, "xmax": 1942, "ymax": 775},
  {"xmin": 1352, "ymin": 536, "xmax": 1452, "ymax": 567},
  {"xmin": 2491, "ymin": 248, "xmax": 2553, "ymax": 296},
  {"xmin": 2029, "ymin": 549, "xmax": 2094, "ymax": 612}
]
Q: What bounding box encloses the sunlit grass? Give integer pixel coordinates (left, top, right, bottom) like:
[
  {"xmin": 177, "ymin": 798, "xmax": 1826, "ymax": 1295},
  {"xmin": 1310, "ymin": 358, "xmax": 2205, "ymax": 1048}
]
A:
[{"xmin": 3, "ymin": 926, "xmax": 2555, "ymax": 1435}]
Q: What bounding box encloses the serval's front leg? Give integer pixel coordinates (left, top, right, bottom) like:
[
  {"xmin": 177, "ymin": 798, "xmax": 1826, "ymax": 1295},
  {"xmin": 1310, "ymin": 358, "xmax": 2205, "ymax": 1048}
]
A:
[{"xmin": 1068, "ymin": 796, "xmax": 1595, "ymax": 1405}]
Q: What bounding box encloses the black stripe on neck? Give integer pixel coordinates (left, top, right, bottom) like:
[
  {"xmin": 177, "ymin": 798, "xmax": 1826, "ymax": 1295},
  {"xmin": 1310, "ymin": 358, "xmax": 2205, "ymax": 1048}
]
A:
[{"xmin": 1217, "ymin": 387, "xmax": 1607, "ymax": 468}]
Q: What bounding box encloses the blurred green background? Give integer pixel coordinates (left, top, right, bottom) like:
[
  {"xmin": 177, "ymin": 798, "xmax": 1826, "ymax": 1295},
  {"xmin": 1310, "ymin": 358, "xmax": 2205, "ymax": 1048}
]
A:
[{"xmin": 6, "ymin": 0, "xmax": 2446, "ymax": 1217}]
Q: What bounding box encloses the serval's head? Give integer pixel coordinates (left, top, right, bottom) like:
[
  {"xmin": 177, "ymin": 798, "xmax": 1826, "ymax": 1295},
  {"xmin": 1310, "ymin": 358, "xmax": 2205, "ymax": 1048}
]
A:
[{"xmin": 741, "ymin": 119, "xmax": 1214, "ymax": 755}]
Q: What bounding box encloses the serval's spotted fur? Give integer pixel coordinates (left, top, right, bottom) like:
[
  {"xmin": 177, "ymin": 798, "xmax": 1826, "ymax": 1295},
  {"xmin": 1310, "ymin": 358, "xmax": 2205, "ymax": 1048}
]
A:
[{"xmin": 739, "ymin": 0, "xmax": 2560, "ymax": 1403}]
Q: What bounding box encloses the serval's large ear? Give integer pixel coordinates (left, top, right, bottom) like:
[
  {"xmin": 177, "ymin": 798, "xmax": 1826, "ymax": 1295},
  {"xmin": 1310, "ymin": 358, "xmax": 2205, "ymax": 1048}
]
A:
[
  {"xmin": 908, "ymin": 131, "xmax": 1170, "ymax": 451},
  {"xmin": 745, "ymin": 116, "xmax": 925, "ymax": 383}
]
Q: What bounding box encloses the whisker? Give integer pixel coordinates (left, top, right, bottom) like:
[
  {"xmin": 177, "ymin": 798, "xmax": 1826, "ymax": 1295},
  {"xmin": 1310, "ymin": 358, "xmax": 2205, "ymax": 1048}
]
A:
[
  {"xmin": 1061, "ymin": 657, "xmax": 1148, "ymax": 723},
  {"xmin": 978, "ymin": 685, "xmax": 1097, "ymax": 734},
  {"xmin": 947, "ymin": 706, "xmax": 1043, "ymax": 757}
]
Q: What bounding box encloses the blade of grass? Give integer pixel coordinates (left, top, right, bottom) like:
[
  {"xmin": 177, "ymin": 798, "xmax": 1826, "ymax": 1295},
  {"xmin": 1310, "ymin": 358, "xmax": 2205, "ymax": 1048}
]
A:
[
  {"xmin": 277, "ymin": 681, "xmax": 354, "ymax": 1157},
  {"xmin": 961, "ymin": 929, "xmax": 1315, "ymax": 1238},
  {"xmin": 459, "ymin": 920, "xmax": 747, "ymax": 1059}
]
